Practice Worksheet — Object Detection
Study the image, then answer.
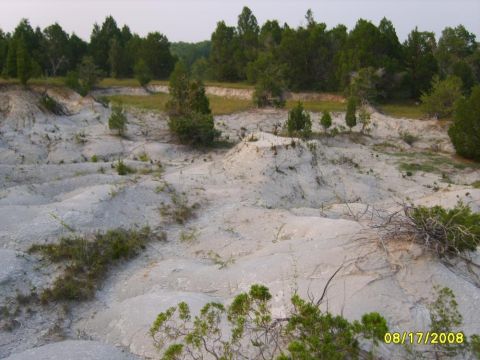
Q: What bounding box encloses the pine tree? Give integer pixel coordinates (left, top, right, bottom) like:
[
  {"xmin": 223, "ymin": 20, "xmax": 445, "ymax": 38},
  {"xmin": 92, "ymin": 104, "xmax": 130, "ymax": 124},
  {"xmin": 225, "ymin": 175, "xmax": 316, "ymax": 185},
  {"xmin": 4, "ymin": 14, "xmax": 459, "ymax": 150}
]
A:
[
  {"xmin": 5, "ymin": 40, "xmax": 17, "ymax": 78},
  {"xmin": 16, "ymin": 37, "xmax": 31, "ymax": 85},
  {"xmin": 345, "ymin": 97, "xmax": 357, "ymax": 131},
  {"xmin": 320, "ymin": 111, "xmax": 332, "ymax": 133},
  {"xmin": 134, "ymin": 59, "xmax": 152, "ymax": 87}
]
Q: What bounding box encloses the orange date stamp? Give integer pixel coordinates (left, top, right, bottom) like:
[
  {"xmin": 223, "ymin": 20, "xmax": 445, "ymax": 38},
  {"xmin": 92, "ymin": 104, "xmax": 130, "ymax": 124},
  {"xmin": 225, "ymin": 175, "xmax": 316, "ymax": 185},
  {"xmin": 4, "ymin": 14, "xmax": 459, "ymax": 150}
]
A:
[{"xmin": 384, "ymin": 332, "xmax": 465, "ymax": 345}]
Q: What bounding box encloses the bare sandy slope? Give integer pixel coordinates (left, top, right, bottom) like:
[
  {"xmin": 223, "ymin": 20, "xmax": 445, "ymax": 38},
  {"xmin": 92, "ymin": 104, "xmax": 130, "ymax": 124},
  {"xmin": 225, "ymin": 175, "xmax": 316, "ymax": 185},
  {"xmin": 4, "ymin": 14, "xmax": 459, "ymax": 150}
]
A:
[{"xmin": 0, "ymin": 86, "xmax": 479, "ymax": 359}]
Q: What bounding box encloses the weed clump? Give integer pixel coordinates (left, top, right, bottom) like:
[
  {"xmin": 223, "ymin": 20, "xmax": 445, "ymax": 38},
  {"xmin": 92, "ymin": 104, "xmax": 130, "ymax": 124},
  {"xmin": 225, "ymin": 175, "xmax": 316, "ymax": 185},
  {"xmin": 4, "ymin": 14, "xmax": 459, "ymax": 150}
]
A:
[
  {"xmin": 39, "ymin": 94, "xmax": 64, "ymax": 115},
  {"xmin": 399, "ymin": 130, "xmax": 420, "ymax": 146},
  {"xmin": 160, "ymin": 193, "xmax": 198, "ymax": 224},
  {"xmin": 408, "ymin": 202, "xmax": 480, "ymax": 254},
  {"xmin": 115, "ymin": 160, "xmax": 135, "ymax": 175},
  {"xmin": 108, "ymin": 104, "xmax": 127, "ymax": 136},
  {"xmin": 29, "ymin": 227, "xmax": 151, "ymax": 302}
]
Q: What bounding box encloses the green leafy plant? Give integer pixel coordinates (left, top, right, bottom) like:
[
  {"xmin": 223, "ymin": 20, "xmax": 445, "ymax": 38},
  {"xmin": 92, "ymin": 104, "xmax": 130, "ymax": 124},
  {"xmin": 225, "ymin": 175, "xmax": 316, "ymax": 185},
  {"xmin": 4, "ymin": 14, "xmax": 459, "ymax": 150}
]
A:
[{"xmin": 150, "ymin": 284, "xmax": 388, "ymax": 360}]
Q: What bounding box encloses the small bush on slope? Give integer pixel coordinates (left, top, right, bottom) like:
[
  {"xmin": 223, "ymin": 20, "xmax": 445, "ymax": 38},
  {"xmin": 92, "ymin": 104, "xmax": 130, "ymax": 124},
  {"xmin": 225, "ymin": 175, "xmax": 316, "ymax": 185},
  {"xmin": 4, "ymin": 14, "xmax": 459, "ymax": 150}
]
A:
[
  {"xmin": 166, "ymin": 62, "xmax": 219, "ymax": 146},
  {"xmin": 286, "ymin": 102, "xmax": 312, "ymax": 138},
  {"xmin": 408, "ymin": 202, "xmax": 480, "ymax": 254},
  {"xmin": 108, "ymin": 104, "xmax": 127, "ymax": 136}
]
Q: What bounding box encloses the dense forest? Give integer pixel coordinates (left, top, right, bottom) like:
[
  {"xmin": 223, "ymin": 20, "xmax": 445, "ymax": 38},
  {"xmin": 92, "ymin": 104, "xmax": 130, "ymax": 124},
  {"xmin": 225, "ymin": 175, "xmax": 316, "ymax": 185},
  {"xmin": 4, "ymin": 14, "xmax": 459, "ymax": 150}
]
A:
[{"xmin": 0, "ymin": 7, "xmax": 479, "ymax": 101}]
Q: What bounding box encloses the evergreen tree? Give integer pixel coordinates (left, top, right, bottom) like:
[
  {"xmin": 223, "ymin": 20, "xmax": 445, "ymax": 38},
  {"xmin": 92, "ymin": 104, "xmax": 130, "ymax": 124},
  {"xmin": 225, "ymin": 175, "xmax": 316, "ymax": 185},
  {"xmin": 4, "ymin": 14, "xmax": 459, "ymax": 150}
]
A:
[
  {"xmin": 320, "ymin": 111, "xmax": 332, "ymax": 133},
  {"xmin": 403, "ymin": 28, "xmax": 439, "ymax": 99},
  {"xmin": 421, "ymin": 75, "xmax": 463, "ymax": 118},
  {"xmin": 448, "ymin": 85, "xmax": 480, "ymax": 161},
  {"xmin": 16, "ymin": 37, "xmax": 31, "ymax": 85},
  {"xmin": 134, "ymin": 59, "xmax": 152, "ymax": 87},
  {"xmin": 166, "ymin": 62, "xmax": 218, "ymax": 146},
  {"xmin": 345, "ymin": 97, "xmax": 357, "ymax": 130},
  {"xmin": 67, "ymin": 33, "xmax": 88, "ymax": 71},
  {"xmin": 0, "ymin": 30, "xmax": 8, "ymax": 77},
  {"xmin": 209, "ymin": 21, "xmax": 238, "ymax": 81},
  {"xmin": 235, "ymin": 6, "xmax": 259, "ymax": 79},
  {"xmin": 89, "ymin": 16, "xmax": 121, "ymax": 73},
  {"xmin": 78, "ymin": 56, "xmax": 102, "ymax": 94},
  {"xmin": 5, "ymin": 39, "xmax": 17, "ymax": 78},
  {"xmin": 286, "ymin": 102, "xmax": 312, "ymax": 138},
  {"xmin": 436, "ymin": 25, "xmax": 477, "ymax": 77},
  {"xmin": 137, "ymin": 32, "xmax": 175, "ymax": 79},
  {"xmin": 108, "ymin": 104, "xmax": 127, "ymax": 136},
  {"xmin": 42, "ymin": 23, "xmax": 69, "ymax": 76},
  {"xmin": 108, "ymin": 37, "xmax": 122, "ymax": 78}
]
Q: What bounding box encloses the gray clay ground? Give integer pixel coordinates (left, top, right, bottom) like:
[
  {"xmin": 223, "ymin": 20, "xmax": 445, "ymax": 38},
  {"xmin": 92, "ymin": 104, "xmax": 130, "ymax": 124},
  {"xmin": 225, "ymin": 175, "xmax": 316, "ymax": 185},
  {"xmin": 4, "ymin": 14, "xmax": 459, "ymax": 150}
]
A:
[{"xmin": 0, "ymin": 85, "xmax": 479, "ymax": 359}]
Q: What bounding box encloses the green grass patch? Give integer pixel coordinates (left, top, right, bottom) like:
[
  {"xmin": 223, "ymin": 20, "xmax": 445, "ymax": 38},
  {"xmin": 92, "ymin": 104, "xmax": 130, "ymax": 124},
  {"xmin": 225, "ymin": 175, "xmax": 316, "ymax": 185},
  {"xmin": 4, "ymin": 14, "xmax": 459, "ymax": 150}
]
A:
[
  {"xmin": 107, "ymin": 93, "xmax": 253, "ymax": 115},
  {"xmin": 472, "ymin": 181, "xmax": 480, "ymax": 189},
  {"xmin": 287, "ymin": 99, "xmax": 346, "ymax": 113},
  {"xmin": 399, "ymin": 162, "xmax": 439, "ymax": 174},
  {"xmin": 208, "ymin": 95, "xmax": 253, "ymax": 115},
  {"xmin": 395, "ymin": 151, "xmax": 480, "ymax": 175},
  {"xmin": 29, "ymin": 227, "xmax": 151, "ymax": 302},
  {"xmin": 377, "ymin": 101, "xmax": 425, "ymax": 119}
]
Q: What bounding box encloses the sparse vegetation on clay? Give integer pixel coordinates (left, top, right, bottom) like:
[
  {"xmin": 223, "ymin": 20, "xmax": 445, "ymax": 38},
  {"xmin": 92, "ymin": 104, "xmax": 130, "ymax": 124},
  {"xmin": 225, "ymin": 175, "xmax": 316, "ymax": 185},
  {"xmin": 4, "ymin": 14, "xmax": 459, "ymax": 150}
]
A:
[
  {"xmin": 381, "ymin": 202, "xmax": 480, "ymax": 256},
  {"xmin": 108, "ymin": 104, "xmax": 127, "ymax": 136},
  {"xmin": 28, "ymin": 227, "xmax": 152, "ymax": 302},
  {"xmin": 115, "ymin": 160, "xmax": 135, "ymax": 175}
]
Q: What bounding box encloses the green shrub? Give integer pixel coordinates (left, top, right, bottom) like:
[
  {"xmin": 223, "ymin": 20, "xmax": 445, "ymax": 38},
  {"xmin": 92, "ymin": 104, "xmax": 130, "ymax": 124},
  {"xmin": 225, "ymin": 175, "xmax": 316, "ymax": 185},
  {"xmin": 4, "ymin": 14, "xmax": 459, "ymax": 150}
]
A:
[
  {"xmin": 421, "ymin": 75, "xmax": 463, "ymax": 119},
  {"xmin": 134, "ymin": 59, "xmax": 152, "ymax": 87},
  {"xmin": 250, "ymin": 53, "xmax": 286, "ymax": 108},
  {"xmin": 29, "ymin": 227, "xmax": 151, "ymax": 302},
  {"xmin": 168, "ymin": 112, "xmax": 219, "ymax": 146},
  {"xmin": 91, "ymin": 155, "xmax": 98, "ymax": 163},
  {"xmin": 286, "ymin": 102, "xmax": 312, "ymax": 138},
  {"xmin": 77, "ymin": 56, "xmax": 103, "ymax": 94},
  {"xmin": 320, "ymin": 111, "xmax": 332, "ymax": 133},
  {"xmin": 358, "ymin": 106, "xmax": 371, "ymax": 134},
  {"xmin": 345, "ymin": 97, "xmax": 357, "ymax": 130},
  {"xmin": 166, "ymin": 62, "xmax": 219, "ymax": 146},
  {"xmin": 448, "ymin": 86, "xmax": 480, "ymax": 161},
  {"xmin": 108, "ymin": 105, "xmax": 127, "ymax": 136},
  {"xmin": 115, "ymin": 160, "xmax": 135, "ymax": 175},
  {"xmin": 64, "ymin": 71, "xmax": 86, "ymax": 96},
  {"xmin": 408, "ymin": 202, "xmax": 480, "ymax": 254},
  {"xmin": 151, "ymin": 284, "xmax": 388, "ymax": 360}
]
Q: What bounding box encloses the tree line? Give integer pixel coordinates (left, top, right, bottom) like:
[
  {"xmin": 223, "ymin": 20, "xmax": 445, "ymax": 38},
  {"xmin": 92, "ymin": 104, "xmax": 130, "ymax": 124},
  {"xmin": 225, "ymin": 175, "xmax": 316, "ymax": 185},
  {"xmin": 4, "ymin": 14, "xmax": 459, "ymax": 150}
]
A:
[
  {"xmin": 205, "ymin": 7, "xmax": 479, "ymax": 102},
  {"xmin": 0, "ymin": 16, "xmax": 175, "ymax": 85},
  {"xmin": 1, "ymin": 8, "xmax": 479, "ymax": 102}
]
